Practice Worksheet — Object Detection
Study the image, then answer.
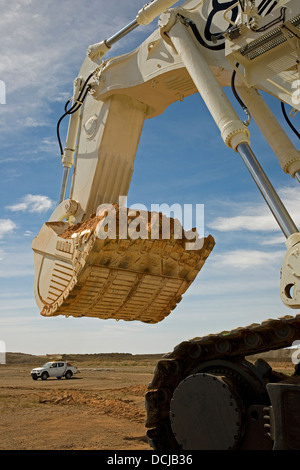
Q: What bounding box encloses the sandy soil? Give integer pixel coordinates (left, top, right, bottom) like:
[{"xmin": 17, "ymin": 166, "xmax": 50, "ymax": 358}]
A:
[
  {"xmin": 0, "ymin": 353, "xmax": 295, "ymax": 451},
  {"xmin": 0, "ymin": 356, "xmax": 161, "ymax": 451}
]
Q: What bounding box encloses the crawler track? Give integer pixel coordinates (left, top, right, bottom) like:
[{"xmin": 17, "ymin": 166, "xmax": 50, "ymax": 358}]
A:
[{"xmin": 145, "ymin": 314, "xmax": 300, "ymax": 450}]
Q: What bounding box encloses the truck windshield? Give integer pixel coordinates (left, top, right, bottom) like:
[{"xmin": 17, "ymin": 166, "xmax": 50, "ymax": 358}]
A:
[{"xmin": 42, "ymin": 362, "xmax": 53, "ymax": 368}]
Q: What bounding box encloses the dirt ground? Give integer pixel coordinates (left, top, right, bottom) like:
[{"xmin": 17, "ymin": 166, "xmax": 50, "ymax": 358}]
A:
[
  {"xmin": 0, "ymin": 354, "xmax": 162, "ymax": 450},
  {"xmin": 0, "ymin": 352, "xmax": 296, "ymax": 451}
]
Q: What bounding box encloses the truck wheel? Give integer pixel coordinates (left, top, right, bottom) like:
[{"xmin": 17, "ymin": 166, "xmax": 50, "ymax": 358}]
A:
[
  {"xmin": 65, "ymin": 370, "xmax": 72, "ymax": 379},
  {"xmin": 41, "ymin": 371, "xmax": 48, "ymax": 380}
]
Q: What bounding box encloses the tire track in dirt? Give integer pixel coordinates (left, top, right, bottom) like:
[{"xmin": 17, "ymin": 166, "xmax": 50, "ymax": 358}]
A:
[{"xmin": 38, "ymin": 385, "xmax": 147, "ymax": 423}]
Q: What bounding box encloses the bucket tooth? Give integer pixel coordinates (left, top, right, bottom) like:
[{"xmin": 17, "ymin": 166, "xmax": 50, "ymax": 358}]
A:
[{"xmin": 32, "ymin": 206, "xmax": 214, "ymax": 324}]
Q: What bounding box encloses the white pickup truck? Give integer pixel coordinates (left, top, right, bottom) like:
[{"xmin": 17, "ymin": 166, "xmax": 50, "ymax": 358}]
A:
[{"xmin": 30, "ymin": 361, "xmax": 78, "ymax": 380}]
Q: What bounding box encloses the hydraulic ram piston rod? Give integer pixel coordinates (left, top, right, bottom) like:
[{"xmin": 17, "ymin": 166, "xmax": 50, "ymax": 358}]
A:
[
  {"xmin": 105, "ymin": 19, "xmax": 139, "ymax": 48},
  {"xmin": 237, "ymin": 142, "xmax": 299, "ymax": 239},
  {"xmin": 88, "ymin": 0, "xmax": 179, "ymax": 60},
  {"xmin": 59, "ymin": 167, "xmax": 70, "ymax": 203}
]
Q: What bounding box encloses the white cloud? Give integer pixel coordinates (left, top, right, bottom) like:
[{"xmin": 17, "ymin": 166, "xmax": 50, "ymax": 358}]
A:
[
  {"xmin": 212, "ymin": 249, "xmax": 284, "ymax": 269},
  {"xmin": 24, "ymin": 230, "xmax": 33, "ymax": 237},
  {"xmin": 0, "ymin": 0, "xmax": 152, "ymax": 130},
  {"xmin": 21, "ymin": 117, "xmax": 48, "ymax": 127},
  {"xmin": 0, "ymin": 219, "xmax": 17, "ymax": 240},
  {"xmin": 7, "ymin": 194, "xmax": 54, "ymax": 213},
  {"xmin": 260, "ymin": 234, "xmax": 286, "ymax": 245},
  {"xmin": 40, "ymin": 137, "xmax": 58, "ymax": 153},
  {"xmin": 0, "ymin": 247, "xmax": 34, "ymax": 278},
  {"xmin": 209, "ymin": 213, "xmax": 277, "ymax": 232},
  {"xmin": 208, "ymin": 186, "xmax": 300, "ymax": 233},
  {"xmin": 49, "ymin": 91, "xmax": 73, "ymax": 103}
]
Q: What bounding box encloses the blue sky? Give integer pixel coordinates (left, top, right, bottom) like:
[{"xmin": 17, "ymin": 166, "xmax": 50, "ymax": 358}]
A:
[{"xmin": 0, "ymin": 0, "xmax": 299, "ymax": 356}]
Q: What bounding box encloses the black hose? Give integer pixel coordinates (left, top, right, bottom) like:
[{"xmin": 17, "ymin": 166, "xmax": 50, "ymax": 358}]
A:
[
  {"xmin": 281, "ymin": 102, "xmax": 300, "ymax": 140},
  {"xmin": 56, "ymin": 70, "xmax": 96, "ymax": 157},
  {"xmin": 231, "ymin": 64, "xmax": 251, "ymax": 126},
  {"xmin": 64, "ymin": 98, "xmax": 72, "ymax": 113}
]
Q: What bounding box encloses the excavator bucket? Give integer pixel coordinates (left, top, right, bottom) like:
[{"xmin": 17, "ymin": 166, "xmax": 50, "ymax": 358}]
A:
[{"xmin": 32, "ymin": 205, "xmax": 214, "ymax": 324}]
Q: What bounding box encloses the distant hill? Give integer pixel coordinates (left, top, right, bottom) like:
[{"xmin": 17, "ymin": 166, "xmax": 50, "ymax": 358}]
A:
[
  {"xmin": 3, "ymin": 348, "xmax": 297, "ymax": 366},
  {"xmin": 4, "ymin": 352, "xmax": 164, "ymax": 365}
]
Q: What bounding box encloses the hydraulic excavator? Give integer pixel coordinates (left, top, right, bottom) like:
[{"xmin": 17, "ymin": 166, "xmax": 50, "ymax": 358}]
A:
[{"xmin": 32, "ymin": 0, "xmax": 300, "ymax": 450}]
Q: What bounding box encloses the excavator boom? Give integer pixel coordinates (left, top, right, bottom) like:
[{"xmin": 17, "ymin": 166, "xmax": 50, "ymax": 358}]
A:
[{"xmin": 32, "ymin": 0, "xmax": 300, "ymax": 323}]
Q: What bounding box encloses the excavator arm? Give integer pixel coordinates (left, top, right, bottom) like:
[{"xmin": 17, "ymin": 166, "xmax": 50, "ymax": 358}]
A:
[
  {"xmin": 32, "ymin": 0, "xmax": 300, "ymax": 449},
  {"xmin": 33, "ymin": 0, "xmax": 300, "ymax": 320}
]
